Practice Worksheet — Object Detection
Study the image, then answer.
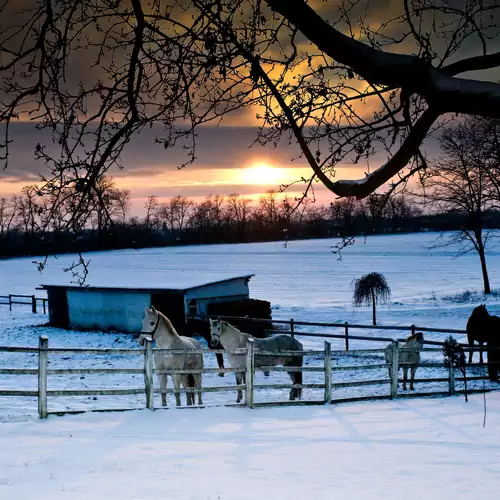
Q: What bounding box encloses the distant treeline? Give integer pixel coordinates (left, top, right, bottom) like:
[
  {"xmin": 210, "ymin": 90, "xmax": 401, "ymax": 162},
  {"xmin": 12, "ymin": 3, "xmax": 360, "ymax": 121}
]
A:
[{"xmin": 2, "ymin": 189, "xmax": 500, "ymax": 259}]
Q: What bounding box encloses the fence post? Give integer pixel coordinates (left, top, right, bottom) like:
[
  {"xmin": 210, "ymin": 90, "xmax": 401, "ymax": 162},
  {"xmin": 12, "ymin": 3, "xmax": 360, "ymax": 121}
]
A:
[
  {"xmin": 290, "ymin": 318, "xmax": 295, "ymax": 338},
  {"xmin": 9, "ymin": 294, "xmax": 12, "ymax": 311},
  {"xmin": 390, "ymin": 340, "xmax": 399, "ymax": 400},
  {"xmin": 344, "ymin": 322, "xmax": 349, "ymax": 351},
  {"xmin": 32, "ymin": 295, "xmax": 37, "ymax": 314},
  {"xmin": 43, "ymin": 299, "xmax": 46, "ymax": 315},
  {"xmin": 38, "ymin": 335, "xmax": 48, "ymax": 419},
  {"xmin": 245, "ymin": 338, "xmax": 255, "ymax": 408},
  {"xmin": 144, "ymin": 338, "xmax": 154, "ymax": 410},
  {"xmin": 324, "ymin": 341, "xmax": 332, "ymax": 404},
  {"xmin": 448, "ymin": 363, "xmax": 456, "ymax": 396}
]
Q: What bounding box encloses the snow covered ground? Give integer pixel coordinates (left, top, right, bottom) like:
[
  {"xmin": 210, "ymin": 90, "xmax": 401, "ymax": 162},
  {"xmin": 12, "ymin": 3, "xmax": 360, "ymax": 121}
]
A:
[
  {"xmin": 1, "ymin": 232, "xmax": 500, "ymax": 419},
  {"xmin": 1, "ymin": 232, "xmax": 500, "ymax": 498},
  {"xmin": 1, "ymin": 394, "xmax": 499, "ymax": 499}
]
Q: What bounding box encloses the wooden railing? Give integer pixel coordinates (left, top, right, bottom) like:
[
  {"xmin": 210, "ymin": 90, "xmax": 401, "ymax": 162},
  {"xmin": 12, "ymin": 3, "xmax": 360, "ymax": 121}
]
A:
[
  {"xmin": 0, "ymin": 294, "xmax": 48, "ymax": 313},
  {"xmin": 0, "ymin": 336, "xmax": 493, "ymax": 419},
  {"xmin": 191, "ymin": 314, "xmax": 468, "ymax": 350}
]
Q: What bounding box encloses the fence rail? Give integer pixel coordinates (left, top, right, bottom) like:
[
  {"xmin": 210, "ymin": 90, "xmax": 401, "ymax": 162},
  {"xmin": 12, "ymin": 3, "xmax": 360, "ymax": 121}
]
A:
[
  {"xmin": 0, "ymin": 294, "xmax": 47, "ymax": 313},
  {"xmin": 190, "ymin": 314, "xmax": 468, "ymax": 352},
  {"xmin": 0, "ymin": 336, "xmax": 495, "ymax": 419}
]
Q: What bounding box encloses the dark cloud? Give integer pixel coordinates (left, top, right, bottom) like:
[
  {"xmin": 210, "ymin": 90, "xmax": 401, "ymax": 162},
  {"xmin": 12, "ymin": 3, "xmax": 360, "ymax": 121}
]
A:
[
  {"xmin": 0, "ymin": 122, "xmax": 312, "ymax": 182},
  {"xmin": 0, "ymin": 120, "xmax": 444, "ymax": 200}
]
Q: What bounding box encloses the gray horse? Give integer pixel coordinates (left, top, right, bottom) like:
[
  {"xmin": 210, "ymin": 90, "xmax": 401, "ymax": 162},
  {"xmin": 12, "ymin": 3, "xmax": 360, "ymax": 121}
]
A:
[
  {"xmin": 209, "ymin": 318, "xmax": 303, "ymax": 402},
  {"xmin": 384, "ymin": 331, "xmax": 424, "ymax": 390}
]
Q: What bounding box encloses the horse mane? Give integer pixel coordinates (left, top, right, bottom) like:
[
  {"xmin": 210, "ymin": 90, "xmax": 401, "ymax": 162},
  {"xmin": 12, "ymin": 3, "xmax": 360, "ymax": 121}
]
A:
[
  {"xmin": 220, "ymin": 320, "xmax": 252, "ymax": 338},
  {"xmin": 405, "ymin": 331, "xmax": 424, "ymax": 345},
  {"xmin": 221, "ymin": 320, "xmax": 242, "ymax": 333},
  {"xmin": 155, "ymin": 309, "xmax": 180, "ymax": 337}
]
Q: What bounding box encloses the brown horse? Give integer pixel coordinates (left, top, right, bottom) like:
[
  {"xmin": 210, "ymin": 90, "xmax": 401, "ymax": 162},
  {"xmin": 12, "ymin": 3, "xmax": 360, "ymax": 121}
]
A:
[
  {"xmin": 467, "ymin": 304, "xmax": 494, "ymax": 364},
  {"xmin": 466, "ymin": 304, "xmax": 500, "ymax": 380}
]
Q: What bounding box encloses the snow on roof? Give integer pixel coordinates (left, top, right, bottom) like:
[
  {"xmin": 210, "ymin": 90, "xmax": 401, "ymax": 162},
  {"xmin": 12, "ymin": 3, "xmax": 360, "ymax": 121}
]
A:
[{"xmin": 40, "ymin": 274, "xmax": 254, "ymax": 293}]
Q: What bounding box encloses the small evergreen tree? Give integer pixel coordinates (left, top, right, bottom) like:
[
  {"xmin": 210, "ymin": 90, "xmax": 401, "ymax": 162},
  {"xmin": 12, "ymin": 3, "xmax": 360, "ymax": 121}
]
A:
[
  {"xmin": 352, "ymin": 272, "xmax": 391, "ymax": 326},
  {"xmin": 442, "ymin": 336, "xmax": 468, "ymax": 402}
]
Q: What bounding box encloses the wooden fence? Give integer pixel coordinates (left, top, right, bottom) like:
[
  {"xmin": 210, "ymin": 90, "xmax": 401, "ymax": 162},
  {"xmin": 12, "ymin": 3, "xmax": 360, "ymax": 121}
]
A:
[
  {"xmin": 0, "ymin": 335, "xmax": 491, "ymax": 419},
  {"xmin": 191, "ymin": 314, "xmax": 468, "ymax": 350},
  {"xmin": 0, "ymin": 294, "xmax": 47, "ymax": 314}
]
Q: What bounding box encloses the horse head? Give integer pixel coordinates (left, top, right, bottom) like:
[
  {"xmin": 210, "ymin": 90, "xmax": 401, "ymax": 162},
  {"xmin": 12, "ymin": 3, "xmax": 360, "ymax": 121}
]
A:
[
  {"xmin": 209, "ymin": 317, "xmax": 223, "ymax": 345},
  {"xmin": 471, "ymin": 304, "xmax": 489, "ymax": 320},
  {"xmin": 414, "ymin": 331, "xmax": 424, "ymax": 345},
  {"xmin": 406, "ymin": 331, "xmax": 424, "ymax": 348},
  {"xmin": 138, "ymin": 306, "xmax": 160, "ymax": 345}
]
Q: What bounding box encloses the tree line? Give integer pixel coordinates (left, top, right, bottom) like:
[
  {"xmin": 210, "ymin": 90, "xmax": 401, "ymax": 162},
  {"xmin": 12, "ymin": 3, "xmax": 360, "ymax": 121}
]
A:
[{"xmin": 1, "ymin": 182, "xmax": 499, "ymax": 260}]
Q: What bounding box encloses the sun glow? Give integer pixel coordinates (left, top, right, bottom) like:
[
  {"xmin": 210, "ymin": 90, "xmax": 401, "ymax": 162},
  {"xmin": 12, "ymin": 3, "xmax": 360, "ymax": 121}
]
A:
[{"xmin": 240, "ymin": 163, "xmax": 286, "ymax": 185}]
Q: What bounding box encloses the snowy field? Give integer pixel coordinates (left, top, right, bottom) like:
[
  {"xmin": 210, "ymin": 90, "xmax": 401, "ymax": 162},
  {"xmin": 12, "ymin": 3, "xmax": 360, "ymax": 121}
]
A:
[
  {"xmin": 1, "ymin": 395, "xmax": 499, "ymax": 499},
  {"xmin": 1, "ymin": 232, "xmax": 500, "ymax": 419},
  {"xmin": 1, "ymin": 233, "xmax": 500, "ymax": 498}
]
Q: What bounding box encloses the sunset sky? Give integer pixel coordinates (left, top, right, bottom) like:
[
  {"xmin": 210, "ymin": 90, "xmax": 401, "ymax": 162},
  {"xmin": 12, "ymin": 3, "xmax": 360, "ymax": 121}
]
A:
[
  {"xmin": 0, "ymin": 0, "xmax": 496, "ymax": 217},
  {"xmin": 0, "ymin": 122, "xmax": 381, "ymax": 216}
]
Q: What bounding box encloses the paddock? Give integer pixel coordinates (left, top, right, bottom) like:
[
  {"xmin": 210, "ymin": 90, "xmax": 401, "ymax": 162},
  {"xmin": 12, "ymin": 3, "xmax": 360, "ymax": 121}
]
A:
[
  {"xmin": 1, "ymin": 324, "xmax": 497, "ymax": 420},
  {"xmin": 1, "ymin": 298, "xmax": 499, "ymax": 420}
]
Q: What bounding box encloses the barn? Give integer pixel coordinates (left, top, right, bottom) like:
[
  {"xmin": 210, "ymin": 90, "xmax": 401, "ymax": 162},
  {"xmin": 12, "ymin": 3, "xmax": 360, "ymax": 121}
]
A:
[{"xmin": 40, "ymin": 274, "xmax": 271, "ymax": 335}]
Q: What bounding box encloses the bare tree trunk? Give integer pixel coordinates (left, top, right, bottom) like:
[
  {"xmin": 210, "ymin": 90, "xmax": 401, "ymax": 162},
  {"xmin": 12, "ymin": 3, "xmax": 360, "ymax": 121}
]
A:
[
  {"xmin": 474, "ymin": 227, "xmax": 491, "ymax": 294},
  {"xmin": 371, "ymin": 288, "xmax": 376, "ymax": 326},
  {"xmin": 478, "ymin": 241, "xmax": 491, "ymax": 294}
]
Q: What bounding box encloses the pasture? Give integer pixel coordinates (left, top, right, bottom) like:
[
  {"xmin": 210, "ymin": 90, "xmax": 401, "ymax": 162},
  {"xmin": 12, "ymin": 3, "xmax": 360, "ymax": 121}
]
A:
[{"xmin": 1, "ymin": 232, "xmax": 500, "ymax": 419}]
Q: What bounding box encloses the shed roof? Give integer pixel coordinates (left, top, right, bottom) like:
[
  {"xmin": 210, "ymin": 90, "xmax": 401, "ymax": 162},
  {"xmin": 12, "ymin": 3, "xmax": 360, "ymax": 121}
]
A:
[{"xmin": 39, "ymin": 274, "xmax": 254, "ymax": 294}]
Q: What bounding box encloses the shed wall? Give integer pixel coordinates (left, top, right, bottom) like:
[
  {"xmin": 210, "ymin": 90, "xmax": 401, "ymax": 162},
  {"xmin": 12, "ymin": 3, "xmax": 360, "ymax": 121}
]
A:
[
  {"xmin": 184, "ymin": 278, "xmax": 250, "ymax": 317},
  {"xmin": 67, "ymin": 290, "xmax": 150, "ymax": 333}
]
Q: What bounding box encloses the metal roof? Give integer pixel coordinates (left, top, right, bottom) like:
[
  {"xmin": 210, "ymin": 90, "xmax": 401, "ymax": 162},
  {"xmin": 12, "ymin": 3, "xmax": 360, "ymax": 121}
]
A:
[{"xmin": 39, "ymin": 274, "xmax": 254, "ymax": 294}]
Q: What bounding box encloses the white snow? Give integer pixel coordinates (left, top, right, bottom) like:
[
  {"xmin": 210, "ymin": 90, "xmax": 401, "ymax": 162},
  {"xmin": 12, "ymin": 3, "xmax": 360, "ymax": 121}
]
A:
[
  {"xmin": 1, "ymin": 232, "xmax": 500, "ymax": 498},
  {"xmin": 1, "ymin": 395, "xmax": 499, "ymax": 499}
]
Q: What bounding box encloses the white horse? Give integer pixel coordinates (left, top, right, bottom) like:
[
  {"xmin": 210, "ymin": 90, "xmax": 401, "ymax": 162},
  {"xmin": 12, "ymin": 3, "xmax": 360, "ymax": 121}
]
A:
[
  {"xmin": 209, "ymin": 318, "xmax": 303, "ymax": 403},
  {"xmin": 384, "ymin": 331, "xmax": 424, "ymax": 390},
  {"xmin": 138, "ymin": 306, "xmax": 203, "ymax": 406}
]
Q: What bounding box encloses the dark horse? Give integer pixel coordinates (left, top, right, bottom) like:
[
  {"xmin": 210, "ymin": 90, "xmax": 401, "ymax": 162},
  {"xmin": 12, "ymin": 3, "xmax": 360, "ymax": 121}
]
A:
[
  {"xmin": 466, "ymin": 304, "xmax": 500, "ymax": 381},
  {"xmin": 467, "ymin": 304, "xmax": 495, "ymax": 363}
]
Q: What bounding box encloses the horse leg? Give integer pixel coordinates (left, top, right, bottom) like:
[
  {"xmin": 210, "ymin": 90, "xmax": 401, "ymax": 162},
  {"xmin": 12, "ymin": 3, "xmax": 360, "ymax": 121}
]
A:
[
  {"xmin": 286, "ymin": 356, "xmax": 303, "ymax": 400},
  {"xmin": 235, "ymin": 372, "xmax": 243, "ymax": 403},
  {"xmin": 193, "ymin": 373, "xmax": 203, "ymax": 406},
  {"xmin": 468, "ymin": 341, "xmax": 474, "ymax": 364},
  {"xmin": 409, "ymin": 365, "xmax": 417, "ymax": 390},
  {"xmin": 287, "ymin": 371, "xmax": 299, "ymax": 401},
  {"xmin": 216, "ymin": 352, "xmax": 225, "ymax": 377},
  {"xmin": 157, "ymin": 373, "xmax": 168, "ymax": 406},
  {"xmin": 479, "ymin": 342, "xmax": 484, "ymax": 364},
  {"xmin": 172, "ymin": 374, "xmax": 182, "ymax": 407},
  {"xmin": 182, "ymin": 375, "xmax": 193, "ymax": 406},
  {"xmin": 402, "ymin": 366, "xmax": 408, "ymax": 390}
]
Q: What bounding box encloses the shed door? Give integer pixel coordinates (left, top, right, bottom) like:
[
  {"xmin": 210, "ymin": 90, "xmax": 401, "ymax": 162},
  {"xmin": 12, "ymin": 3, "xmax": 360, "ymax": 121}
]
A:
[
  {"xmin": 47, "ymin": 288, "xmax": 69, "ymax": 328},
  {"xmin": 151, "ymin": 292, "xmax": 186, "ymax": 334}
]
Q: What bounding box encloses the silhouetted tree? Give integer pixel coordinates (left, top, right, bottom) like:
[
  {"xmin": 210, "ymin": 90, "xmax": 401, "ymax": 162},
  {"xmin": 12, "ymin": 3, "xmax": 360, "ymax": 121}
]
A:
[
  {"xmin": 2, "ymin": 0, "xmax": 500, "ymax": 234},
  {"xmin": 442, "ymin": 336, "xmax": 468, "ymax": 402},
  {"xmin": 423, "ymin": 117, "xmax": 500, "ymax": 294},
  {"xmin": 353, "ymin": 272, "xmax": 391, "ymax": 326}
]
